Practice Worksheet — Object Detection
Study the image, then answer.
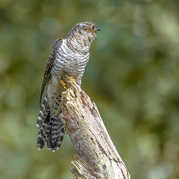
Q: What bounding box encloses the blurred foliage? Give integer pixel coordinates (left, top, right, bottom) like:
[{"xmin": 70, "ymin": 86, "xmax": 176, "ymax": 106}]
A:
[{"xmin": 0, "ymin": 0, "xmax": 179, "ymax": 179}]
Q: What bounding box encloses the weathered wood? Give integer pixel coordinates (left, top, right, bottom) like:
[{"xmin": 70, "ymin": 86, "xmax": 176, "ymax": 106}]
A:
[{"xmin": 60, "ymin": 76, "xmax": 130, "ymax": 179}]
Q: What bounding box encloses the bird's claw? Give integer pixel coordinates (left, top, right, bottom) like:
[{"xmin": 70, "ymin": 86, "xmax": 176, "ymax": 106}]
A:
[
  {"xmin": 70, "ymin": 76, "xmax": 76, "ymax": 83},
  {"xmin": 60, "ymin": 80, "xmax": 67, "ymax": 89},
  {"xmin": 61, "ymin": 77, "xmax": 75, "ymax": 89}
]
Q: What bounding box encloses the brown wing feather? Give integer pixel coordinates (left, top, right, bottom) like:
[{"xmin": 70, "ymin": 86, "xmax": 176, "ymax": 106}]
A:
[{"xmin": 40, "ymin": 38, "xmax": 62, "ymax": 104}]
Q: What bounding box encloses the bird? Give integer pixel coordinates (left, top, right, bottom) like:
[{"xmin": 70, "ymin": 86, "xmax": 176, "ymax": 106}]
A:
[{"xmin": 36, "ymin": 22, "xmax": 101, "ymax": 152}]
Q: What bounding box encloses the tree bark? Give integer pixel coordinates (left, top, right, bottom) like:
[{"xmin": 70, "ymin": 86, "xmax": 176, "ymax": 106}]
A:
[{"xmin": 60, "ymin": 76, "xmax": 130, "ymax": 179}]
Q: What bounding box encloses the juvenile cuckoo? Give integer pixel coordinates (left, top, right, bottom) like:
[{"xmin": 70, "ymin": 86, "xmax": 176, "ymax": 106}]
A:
[{"xmin": 36, "ymin": 22, "xmax": 100, "ymax": 152}]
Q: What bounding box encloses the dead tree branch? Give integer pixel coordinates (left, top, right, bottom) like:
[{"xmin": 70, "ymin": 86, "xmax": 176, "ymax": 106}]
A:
[{"xmin": 60, "ymin": 76, "xmax": 130, "ymax": 179}]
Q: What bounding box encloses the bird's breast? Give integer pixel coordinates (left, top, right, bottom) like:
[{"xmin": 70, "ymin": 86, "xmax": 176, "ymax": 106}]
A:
[{"xmin": 54, "ymin": 39, "xmax": 90, "ymax": 78}]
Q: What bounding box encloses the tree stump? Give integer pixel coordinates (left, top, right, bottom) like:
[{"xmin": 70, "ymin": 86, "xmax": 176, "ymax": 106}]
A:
[{"xmin": 60, "ymin": 76, "xmax": 130, "ymax": 179}]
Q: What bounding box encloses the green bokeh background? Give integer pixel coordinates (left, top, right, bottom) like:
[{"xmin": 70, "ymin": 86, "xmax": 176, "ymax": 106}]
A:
[{"xmin": 0, "ymin": 0, "xmax": 179, "ymax": 179}]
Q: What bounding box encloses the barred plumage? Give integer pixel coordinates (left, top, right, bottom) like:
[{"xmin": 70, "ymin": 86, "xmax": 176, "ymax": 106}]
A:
[{"xmin": 36, "ymin": 22, "xmax": 100, "ymax": 152}]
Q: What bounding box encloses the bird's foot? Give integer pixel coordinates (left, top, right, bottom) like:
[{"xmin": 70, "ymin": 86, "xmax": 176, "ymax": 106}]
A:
[
  {"xmin": 60, "ymin": 80, "xmax": 67, "ymax": 89},
  {"xmin": 61, "ymin": 76, "xmax": 75, "ymax": 89},
  {"xmin": 70, "ymin": 76, "xmax": 76, "ymax": 83}
]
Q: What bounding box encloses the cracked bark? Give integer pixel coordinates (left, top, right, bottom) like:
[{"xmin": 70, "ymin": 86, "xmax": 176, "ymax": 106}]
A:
[{"xmin": 60, "ymin": 76, "xmax": 130, "ymax": 179}]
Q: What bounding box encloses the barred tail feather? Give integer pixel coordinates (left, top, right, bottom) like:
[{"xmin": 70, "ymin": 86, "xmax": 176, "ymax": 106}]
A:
[
  {"xmin": 36, "ymin": 96, "xmax": 49, "ymax": 128},
  {"xmin": 47, "ymin": 118, "xmax": 64, "ymax": 152},
  {"xmin": 37, "ymin": 113, "xmax": 50, "ymax": 150},
  {"xmin": 36, "ymin": 96, "xmax": 64, "ymax": 152}
]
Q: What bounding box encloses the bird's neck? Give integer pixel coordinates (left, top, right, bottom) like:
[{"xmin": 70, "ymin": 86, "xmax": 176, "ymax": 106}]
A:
[{"xmin": 66, "ymin": 35, "xmax": 91, "ymax": 53}]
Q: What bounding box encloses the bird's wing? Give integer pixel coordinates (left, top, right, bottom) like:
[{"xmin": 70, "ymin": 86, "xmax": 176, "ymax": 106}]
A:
[{"xmin": 40, "ymin": 38, "xmax": 62, "ymax": 104}]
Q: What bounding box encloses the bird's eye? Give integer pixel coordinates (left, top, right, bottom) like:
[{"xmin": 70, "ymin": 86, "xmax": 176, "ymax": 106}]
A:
[{"xmin": 83, "ymin": 26, "xmax": 89, "ymax": 31}]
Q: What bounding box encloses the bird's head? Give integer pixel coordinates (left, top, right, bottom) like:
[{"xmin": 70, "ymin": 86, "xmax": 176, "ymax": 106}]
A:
[{"xmin": 67, "ymin": 22, "xmax": 101, "ymax": 49}]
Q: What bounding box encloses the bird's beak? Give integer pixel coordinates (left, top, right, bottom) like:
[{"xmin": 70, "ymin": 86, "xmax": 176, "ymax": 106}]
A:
[{"xmin": 92, "ymin": 27, "xmax": 101, "ymax": 33}]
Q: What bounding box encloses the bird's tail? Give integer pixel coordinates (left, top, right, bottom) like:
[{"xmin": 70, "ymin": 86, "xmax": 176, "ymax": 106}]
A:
[{"xmin": 36, "ymin": 96, "xmax": 64, "ymax": 152}]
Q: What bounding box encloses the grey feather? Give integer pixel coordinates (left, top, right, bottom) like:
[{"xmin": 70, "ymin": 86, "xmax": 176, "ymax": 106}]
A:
[{"xmin": 37, "ymin": 22, "xmax": 100, "ymax": 152}]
